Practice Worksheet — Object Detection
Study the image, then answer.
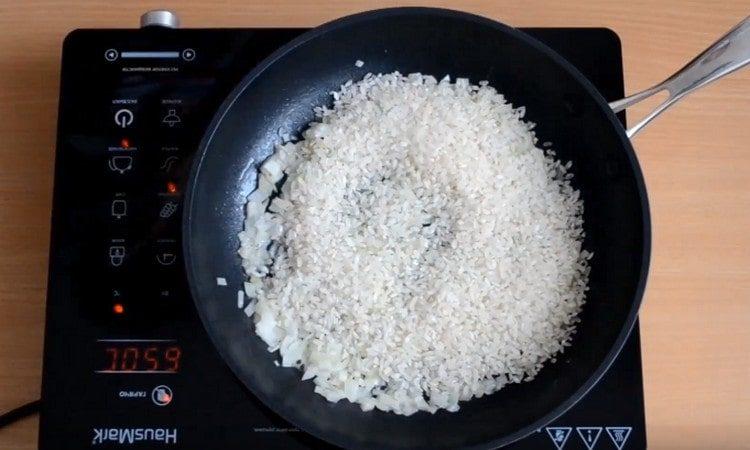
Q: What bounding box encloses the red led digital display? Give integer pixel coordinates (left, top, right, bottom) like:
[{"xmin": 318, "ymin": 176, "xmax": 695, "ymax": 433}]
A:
[{"xmin": 96, "ymin": 340, "xmax": 182, "ymax": 373}]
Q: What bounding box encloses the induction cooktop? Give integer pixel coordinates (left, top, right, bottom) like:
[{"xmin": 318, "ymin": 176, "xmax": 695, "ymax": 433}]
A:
[{"xmin": 40, "ymin": 11, "xmax": 646, "ymax": 450}]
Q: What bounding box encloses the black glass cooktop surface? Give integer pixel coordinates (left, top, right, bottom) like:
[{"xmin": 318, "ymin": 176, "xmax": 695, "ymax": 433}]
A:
[{"xmin": 40, "ymin": 26, "xmax": 645, "ymax": 450}]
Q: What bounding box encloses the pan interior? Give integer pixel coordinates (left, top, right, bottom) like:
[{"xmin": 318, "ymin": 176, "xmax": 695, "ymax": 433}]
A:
[{"xmin": 184, "ymin": 8, "xmax": 648, "ymax": 450}]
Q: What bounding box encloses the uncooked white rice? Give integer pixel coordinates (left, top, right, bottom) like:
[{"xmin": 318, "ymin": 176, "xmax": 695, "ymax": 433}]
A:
[
  {"xmin": 238, "ymin": 72, "xmax": 591, "ymax": 416},
  {"xmin": 237, "ymin": 290, "xmax": 245, "ymax": 309}
]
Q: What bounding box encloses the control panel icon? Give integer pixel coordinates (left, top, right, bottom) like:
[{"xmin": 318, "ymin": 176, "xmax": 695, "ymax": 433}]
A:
[
  {"xmin": 156, "ymin": 252, "xmax": 176, "ymax": 266},
  {"xmin": 108, "ymin": 155, "xmax": 133, "ymax": 174},
  {"xmin": 151, "ymin": 385, "xmax": 173, "ymax": 407},
  {"xmin": 109, "ymin": 240, "xmax": 126, "ymax": 267},
  {"xmin": 159, "ymin": 201, "xmax": 178, "ymax": 219},
  {"xmin": 162, "ymin": 109, "xmax": 181, "ymax": 127},
  {"xmin": 114, "ymin": 108, "xmax": 134, "ymax": 128},
  {"xmin": 104, "ymin": 49, "xmax": 119, "ymax": 61},
  {"xmin": 111, "ymin": 199, "xmax": 127, "ymax": 219},
  {"xmin": 181, "ymin": 48, "xmax": 195, "ymax": 61},
  {"xmin": 160, "ymin": 155, "xmax": 179, "ymax": 172}
]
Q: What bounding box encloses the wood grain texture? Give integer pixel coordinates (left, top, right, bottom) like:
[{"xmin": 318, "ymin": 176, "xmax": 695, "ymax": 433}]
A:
[{"xmin": 0, "ymin": 1, "xmax": 748, "ymax": 449}]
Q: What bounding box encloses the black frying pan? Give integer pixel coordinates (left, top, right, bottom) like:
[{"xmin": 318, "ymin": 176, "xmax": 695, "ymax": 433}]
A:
[{"xmin": 183, "ymin": 8, "xmax": 650, "ymax": 449}]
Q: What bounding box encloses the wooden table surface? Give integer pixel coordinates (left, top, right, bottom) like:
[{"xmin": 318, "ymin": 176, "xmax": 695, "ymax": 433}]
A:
[{"xmin": 1, "ymin": 1, "xmax": 748, "ymax": 449}]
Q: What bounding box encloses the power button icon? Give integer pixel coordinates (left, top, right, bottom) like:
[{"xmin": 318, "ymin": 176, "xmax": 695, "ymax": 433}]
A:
[{"xmin": 114, "ymin": 108, "xmax": 134, "ymax": 128}]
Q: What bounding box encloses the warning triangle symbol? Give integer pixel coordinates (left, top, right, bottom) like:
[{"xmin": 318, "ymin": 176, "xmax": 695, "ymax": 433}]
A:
[
  {"xmin": 545, "ymin": 427, "xmax": 572, "ymax": 450},
  {"xmin": 606, "ymin": 427, "xmax": 633, "ymax": 450},
  {"xmin": 576, "ymin": 427, "xmax": 603, "ymax": 450}
]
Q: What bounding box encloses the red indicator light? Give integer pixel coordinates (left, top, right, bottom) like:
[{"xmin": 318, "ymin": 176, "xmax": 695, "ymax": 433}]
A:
[
  {"xmin": 113, "ymin": 303, "xmax": 125, "ymax": 314},
  {"xmin": 120, "ymin": 138, "xmax": 130, "ymax": 148},
  {"xmin": 166, "ymin": 182, "xmax": 178, "ymax": 194}
]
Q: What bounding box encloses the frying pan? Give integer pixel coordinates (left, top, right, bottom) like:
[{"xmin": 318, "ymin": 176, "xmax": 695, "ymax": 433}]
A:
[{"xmin": 183, "ymin": 8, "xmax": 750, "ymax": 449}]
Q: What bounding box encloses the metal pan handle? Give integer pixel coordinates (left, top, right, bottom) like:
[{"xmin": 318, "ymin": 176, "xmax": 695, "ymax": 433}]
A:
[{"xmin": 609, "ymin": 16, "xmax": 750, "ymax": 138}]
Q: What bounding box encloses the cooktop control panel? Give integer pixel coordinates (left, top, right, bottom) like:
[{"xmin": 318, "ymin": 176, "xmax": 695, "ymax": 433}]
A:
[
  {"xmin": 41, "ymin": 21, "xmax": 646, "ymax": 449},
  {"xmin": 53, "ymin": 27, "xmax": 303, "ymax": 325},
  {"xmin": 41, "ymin": 26, "xmax": 307, "ymax": 448}
]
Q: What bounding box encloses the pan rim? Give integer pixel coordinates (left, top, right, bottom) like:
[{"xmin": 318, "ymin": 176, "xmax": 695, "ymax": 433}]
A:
[{"xmin": 183, "ymin": 6, "xmax": 652, "ymax": 449}]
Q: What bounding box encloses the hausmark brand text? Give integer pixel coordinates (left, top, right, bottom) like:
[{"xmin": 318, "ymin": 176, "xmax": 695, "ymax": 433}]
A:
[{"xmin": 91, "ymin": 427, "xmax": 177, "ymax": 445}]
